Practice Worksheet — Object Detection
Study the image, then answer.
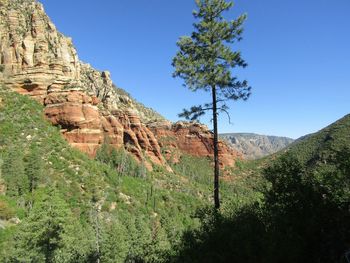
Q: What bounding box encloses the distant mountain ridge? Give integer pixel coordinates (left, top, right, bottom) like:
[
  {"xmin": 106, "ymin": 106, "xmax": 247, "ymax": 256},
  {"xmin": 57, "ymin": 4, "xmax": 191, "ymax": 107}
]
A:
[{"xmin": 220, "ymin": 133, "xmax": 294, "ymax": 160}]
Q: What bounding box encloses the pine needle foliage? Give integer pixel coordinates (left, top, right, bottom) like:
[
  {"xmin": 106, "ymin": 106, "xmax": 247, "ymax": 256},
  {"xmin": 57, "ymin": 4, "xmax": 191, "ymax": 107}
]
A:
[{"xmin": 172, "ymin": 0, "xmax": 251, "ymax": 208}]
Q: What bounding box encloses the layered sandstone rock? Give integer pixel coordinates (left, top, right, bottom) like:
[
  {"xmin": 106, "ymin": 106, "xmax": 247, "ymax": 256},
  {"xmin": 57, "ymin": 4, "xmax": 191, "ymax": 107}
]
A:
[
  {"xmin": 148, "ymin": 121, "xmax": 242, "ymax": 167},
  {"xmin": 0, "ymin": 0, "xmax": 163, "ymax": 121},
  {"xmin": 43, "ymin": 89, "xmax": 166, "ymax": 169},
  {"xmin": 0, "ymin": 0, "xmax": 80, "ymax": 103},
  {"xmin": 44, "ymin": 89, "xmax": 103, "ymax": 157},
  {"xmin": 0, "ymin": 0, "xmax": 240, "ymax": 170}
]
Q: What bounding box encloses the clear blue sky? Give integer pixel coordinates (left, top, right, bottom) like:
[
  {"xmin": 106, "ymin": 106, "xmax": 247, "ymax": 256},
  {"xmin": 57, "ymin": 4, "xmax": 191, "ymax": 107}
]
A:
[{"xmin": 39, "ymin": 0, "xmax": 350, "ymax": 139}]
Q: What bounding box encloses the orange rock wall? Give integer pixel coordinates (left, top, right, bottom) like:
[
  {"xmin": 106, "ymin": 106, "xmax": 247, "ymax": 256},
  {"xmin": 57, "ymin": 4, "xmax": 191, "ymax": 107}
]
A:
[
  {"xmin": 43, "ymin": 89, "xmax": 166, "ymax": 170},
  {"xmin": 148, "ymin": 122, "xmax": 242, "ymax": 167}
]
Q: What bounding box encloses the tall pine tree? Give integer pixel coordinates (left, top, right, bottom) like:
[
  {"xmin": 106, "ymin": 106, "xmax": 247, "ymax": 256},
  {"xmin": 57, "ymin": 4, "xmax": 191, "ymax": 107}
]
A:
[
  {"xmin": 172, "ymin": 0, "xmax": 251, "ymax": 208},
  {"xmin": 25, "ymin": 144, "xmax": 44, "ymax": 192},
  {"xmin": 2, "ymin": 146, "xmax": 28, "ymax": 196}
]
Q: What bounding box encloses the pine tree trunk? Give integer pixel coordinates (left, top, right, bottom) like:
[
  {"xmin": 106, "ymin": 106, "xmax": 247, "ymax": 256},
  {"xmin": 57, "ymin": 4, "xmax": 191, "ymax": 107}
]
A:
[{"xmin": 212, "ymin": 85, "xmax": 220, "ymax": 209}]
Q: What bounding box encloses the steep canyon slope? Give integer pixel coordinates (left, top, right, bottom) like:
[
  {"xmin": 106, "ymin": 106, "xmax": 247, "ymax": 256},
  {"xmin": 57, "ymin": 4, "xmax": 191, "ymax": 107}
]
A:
[{"xmin": 0, "ymin": 0, "xmax": 240, "ymax": 169}]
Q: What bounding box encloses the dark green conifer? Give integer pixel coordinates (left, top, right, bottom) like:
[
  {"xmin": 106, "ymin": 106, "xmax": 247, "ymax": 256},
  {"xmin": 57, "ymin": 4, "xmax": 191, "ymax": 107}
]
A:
[
  {"xmin": 2, "ymin": 146, "xmax": 28, "ymax": 196},
  {"xmin": 25, "ymin": 144, "xmax": 44, "ymax": 192},
  {"xmin": 172, "ymin": 0, "xmax": 251, "ymax": 208},
  {"xmin": 1, "ymin": 189, "xmax": 95, "ymax": 262}
]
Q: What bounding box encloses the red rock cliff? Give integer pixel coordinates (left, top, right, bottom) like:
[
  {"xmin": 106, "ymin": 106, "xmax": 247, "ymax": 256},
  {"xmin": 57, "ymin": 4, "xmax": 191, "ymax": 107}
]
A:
[
  {"xmin": 148, "ymin": 121, "xmax": 242, "ymax": 167},
  {"xmin": 0, "ymin": 0, "xmax": 241, "ymax": 170},
  {"xmin": 43, "ymin": 88, "xmax": 166, "ymax": 170}
]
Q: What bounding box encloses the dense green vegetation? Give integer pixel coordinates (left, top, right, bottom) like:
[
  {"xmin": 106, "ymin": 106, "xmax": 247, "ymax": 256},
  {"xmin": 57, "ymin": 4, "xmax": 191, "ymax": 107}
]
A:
[
  {"xmin": 0, "ymin": 89, "xmax": 196, "ymax": 262},
  {"xmin": 286, "ymin": 114, "xmax": 350, "ymax": 166},
  {"xmin": 168, "ymin": 114, "xmax": 350, "ymax": 262},
  {"xmin": 0, "ymin": 88, "xmax": 263, "ymax": 262}
]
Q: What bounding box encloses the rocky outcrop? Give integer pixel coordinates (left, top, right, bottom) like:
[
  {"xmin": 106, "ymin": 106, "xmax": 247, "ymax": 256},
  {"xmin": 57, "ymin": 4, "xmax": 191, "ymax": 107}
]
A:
[
  {"xmin": 0, "ymin": 0, "xmax": 241, "ymax": 170},
  {"xmin": 103, "ymin": 109, "xmax": 165, "ymax": 169},
  {"xmin": 148, "ymin": 121, "xmax": 242, "ymax": 167},
  {"xmin": 0, "ymin": 0, "xmax": 80, "ymax": 103},
  {"xmin": 43, "ymin": 89, "xmax": 166, "ymax": 169},
  {"xmin": 44, "ymin": 88, "xmax": 103, "ymax": 157},
  {"xmin": 0, "ymin": 0, "xmax": 163, "ymax": 121}
]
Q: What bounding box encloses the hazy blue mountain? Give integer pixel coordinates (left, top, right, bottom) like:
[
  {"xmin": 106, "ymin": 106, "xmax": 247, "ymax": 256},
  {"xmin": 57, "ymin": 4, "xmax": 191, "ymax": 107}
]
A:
[{"xmin": 220, "ymin": 133, "xmax": 294, "ymax": 159}]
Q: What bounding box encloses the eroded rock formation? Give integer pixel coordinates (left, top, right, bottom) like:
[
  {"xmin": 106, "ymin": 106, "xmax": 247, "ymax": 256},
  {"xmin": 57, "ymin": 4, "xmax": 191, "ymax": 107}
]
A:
[
  {"xmin": 0, "ymin": 0, "xmax": 240, "ymax": 170},
  {"xmin": 43, "ymin": 88, "xmax": 166, "ymax": 169},
  {"xmin": 148, "ymin": 121, "xmax": 241, "ymax": 167}
]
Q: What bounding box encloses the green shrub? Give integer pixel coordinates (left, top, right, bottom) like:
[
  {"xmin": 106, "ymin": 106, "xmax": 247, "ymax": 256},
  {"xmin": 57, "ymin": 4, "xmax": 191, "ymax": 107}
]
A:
[
  {"xmin": 0, "ymin": 200, "xmax": 15, "ymax": 220},
  {"xmin": 171, "ymin": 155, "xmax": 212, "ymax": 185},
  {"xmin": 96, "ymin": 142, "xmax": 147, "ymax": 178}
]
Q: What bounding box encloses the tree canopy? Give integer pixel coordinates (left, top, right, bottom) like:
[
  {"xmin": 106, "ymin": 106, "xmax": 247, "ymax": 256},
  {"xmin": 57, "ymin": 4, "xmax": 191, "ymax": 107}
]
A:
[{"xmin": 173, "ymin": 0, "xmax": 251, "ymax": 121}]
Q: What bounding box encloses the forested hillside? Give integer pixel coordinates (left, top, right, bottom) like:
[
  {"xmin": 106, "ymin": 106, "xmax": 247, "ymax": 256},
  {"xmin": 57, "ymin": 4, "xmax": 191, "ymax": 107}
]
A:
[
  {"xmin": 170, "ymin": 114, "xmax": 350, "ymax": 262},
  {"xmin": 0, "ymin": 88, "xmax": 198, "ymax": 261},
  {"xmin": 0, "ymin": 88, "xmax": 264, "ymax": 262}
]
